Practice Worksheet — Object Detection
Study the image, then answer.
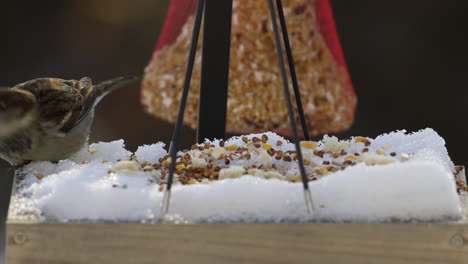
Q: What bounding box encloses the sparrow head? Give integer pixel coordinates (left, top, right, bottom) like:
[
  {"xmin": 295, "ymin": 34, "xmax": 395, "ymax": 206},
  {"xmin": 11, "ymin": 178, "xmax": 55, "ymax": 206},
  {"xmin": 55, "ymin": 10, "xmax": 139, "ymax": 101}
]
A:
[
  {"xmin": 13, "ymin": 77, "xmax": 93, "ymax": 131},
  {"xmin": 10, "ymin": 76, "xmax": 137, "ymax": 133},
  {"xmin": 0, "ymin": 76, "xmax": 138, "ymax": 165}
]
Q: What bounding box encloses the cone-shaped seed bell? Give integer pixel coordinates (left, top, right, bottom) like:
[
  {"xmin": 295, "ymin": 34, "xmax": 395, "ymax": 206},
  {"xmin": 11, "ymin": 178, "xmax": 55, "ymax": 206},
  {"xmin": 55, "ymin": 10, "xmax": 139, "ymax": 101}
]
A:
[{"xmin": 141, "ymin": 0, "xmax": 356, "ymax": 136}]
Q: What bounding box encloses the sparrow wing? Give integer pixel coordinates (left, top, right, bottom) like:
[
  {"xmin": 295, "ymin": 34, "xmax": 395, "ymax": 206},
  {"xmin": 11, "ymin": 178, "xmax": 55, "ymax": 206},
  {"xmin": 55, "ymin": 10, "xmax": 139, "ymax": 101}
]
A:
[{"xmin": 0, "ymin": 87, "xmax": 37, "ymax": 137}]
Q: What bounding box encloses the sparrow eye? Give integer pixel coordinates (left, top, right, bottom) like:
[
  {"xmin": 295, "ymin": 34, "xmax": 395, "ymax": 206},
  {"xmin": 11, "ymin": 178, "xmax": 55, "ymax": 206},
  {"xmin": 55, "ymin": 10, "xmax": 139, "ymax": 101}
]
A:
[{"xmin": 62, "ymin": 80, "xmax": 75, "ymax": 87}]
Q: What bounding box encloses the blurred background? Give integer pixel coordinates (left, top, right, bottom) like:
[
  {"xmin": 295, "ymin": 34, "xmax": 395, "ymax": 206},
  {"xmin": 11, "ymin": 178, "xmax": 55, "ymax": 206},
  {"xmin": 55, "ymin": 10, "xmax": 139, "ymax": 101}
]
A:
[{"xmin": 1, "ymin": 0, "xmax": 467, "ymax": 166}]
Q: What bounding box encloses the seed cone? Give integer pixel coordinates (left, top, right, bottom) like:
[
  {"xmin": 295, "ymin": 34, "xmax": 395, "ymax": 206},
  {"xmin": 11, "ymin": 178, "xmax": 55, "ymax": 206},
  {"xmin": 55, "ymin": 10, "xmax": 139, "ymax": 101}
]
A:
[{"xmin": 141, "ymin": 0, "xmax": 356, "ymax": 136}]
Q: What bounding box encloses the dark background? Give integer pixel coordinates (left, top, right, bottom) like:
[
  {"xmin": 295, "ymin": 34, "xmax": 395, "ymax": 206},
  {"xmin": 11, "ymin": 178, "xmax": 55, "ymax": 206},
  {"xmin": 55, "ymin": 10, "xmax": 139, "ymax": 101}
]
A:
[{"xmin": 1, "ymin": 0, "xmax": 467, "ymax": 167}]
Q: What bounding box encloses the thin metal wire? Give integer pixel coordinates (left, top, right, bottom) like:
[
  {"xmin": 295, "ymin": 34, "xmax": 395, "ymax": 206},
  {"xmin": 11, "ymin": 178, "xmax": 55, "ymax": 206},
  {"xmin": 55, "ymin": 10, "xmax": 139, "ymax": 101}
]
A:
[
  {"xmin": 267, "ymin": 0, "xmax": 314, "ymax": 213},
  {"xmin": 275, "ymin": 0, "xmax": 310, "ymax": 141},
  {"xmin": 162, "ymin": 0, "xmax": 205, "ymax": 217}
]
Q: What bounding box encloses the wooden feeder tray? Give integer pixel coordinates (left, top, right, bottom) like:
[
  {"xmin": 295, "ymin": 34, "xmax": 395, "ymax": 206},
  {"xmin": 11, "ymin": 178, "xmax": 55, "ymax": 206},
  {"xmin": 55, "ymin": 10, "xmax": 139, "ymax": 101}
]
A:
[
  {"xmin": 4, "ymin": 154, "xmax": 468, "ymax": 264},
  {"xmin": 6, "ymin": 219, "xmax": 468, "ymax": 264}
]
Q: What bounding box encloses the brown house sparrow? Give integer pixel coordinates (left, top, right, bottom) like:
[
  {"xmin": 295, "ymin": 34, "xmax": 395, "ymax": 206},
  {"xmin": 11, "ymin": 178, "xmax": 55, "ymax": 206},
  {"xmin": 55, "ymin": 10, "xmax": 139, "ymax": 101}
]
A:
[{"xmin": 0, "ymin": 76, "xmax": 137, "ymax": 166}]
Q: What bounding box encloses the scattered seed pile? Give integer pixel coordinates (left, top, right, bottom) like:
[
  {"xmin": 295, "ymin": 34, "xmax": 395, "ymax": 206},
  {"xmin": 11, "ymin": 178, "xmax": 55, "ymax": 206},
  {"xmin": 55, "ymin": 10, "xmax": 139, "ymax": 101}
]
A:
[
  {"xmin": 142, "ymin": 0, "xmax": 356, "ymax": 136},
  {"xmin": 136, "ymin": 132, "xmax": 466, "ymax": 193},
  {"xmin": 149, "ymin": 134, "xmax": 406, "ymax": 187},
  {"xmin": 16, "ymin": 130, "xmax": 466, "ymax": 194},
  {"xmin": 26, "ymin": 131, "xmax": 467, "ymax": 193}
]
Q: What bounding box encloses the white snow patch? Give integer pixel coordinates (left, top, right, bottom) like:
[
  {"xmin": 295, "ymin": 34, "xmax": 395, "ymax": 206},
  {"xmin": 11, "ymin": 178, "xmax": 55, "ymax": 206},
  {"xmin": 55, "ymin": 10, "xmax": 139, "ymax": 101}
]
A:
[
  {"xmin": 8, "ymin": 128, "xmax": 465, "ymax": 223},
  {"xmin": 135, "ymin": 142, "xmax": 167, "ymax": 164}
]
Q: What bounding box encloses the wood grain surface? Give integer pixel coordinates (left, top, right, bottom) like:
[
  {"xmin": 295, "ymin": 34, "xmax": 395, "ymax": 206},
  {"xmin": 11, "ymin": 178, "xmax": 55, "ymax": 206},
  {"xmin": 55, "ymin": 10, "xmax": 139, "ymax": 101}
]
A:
[{"xmin": 6, "ymin": 222, "xmax": 468, "ymax": 264}]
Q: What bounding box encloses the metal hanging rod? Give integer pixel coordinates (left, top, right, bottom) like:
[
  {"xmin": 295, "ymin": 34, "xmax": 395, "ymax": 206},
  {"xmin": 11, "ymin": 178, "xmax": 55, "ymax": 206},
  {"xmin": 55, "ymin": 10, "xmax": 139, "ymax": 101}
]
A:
[
  {"xmin": 275, "ymin": 0, "xmax": 310, "ymax": 141},
  {"xmin": 162, "ymin": 0, "xmax": 314, "ymax": 217},
  {"xmin": 162, "ymin": 0, "xmax": 206, "ymax": 216},
  {"xmin": 267, "ymin": 0, "xmax": 314, "ymax": 212}
]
